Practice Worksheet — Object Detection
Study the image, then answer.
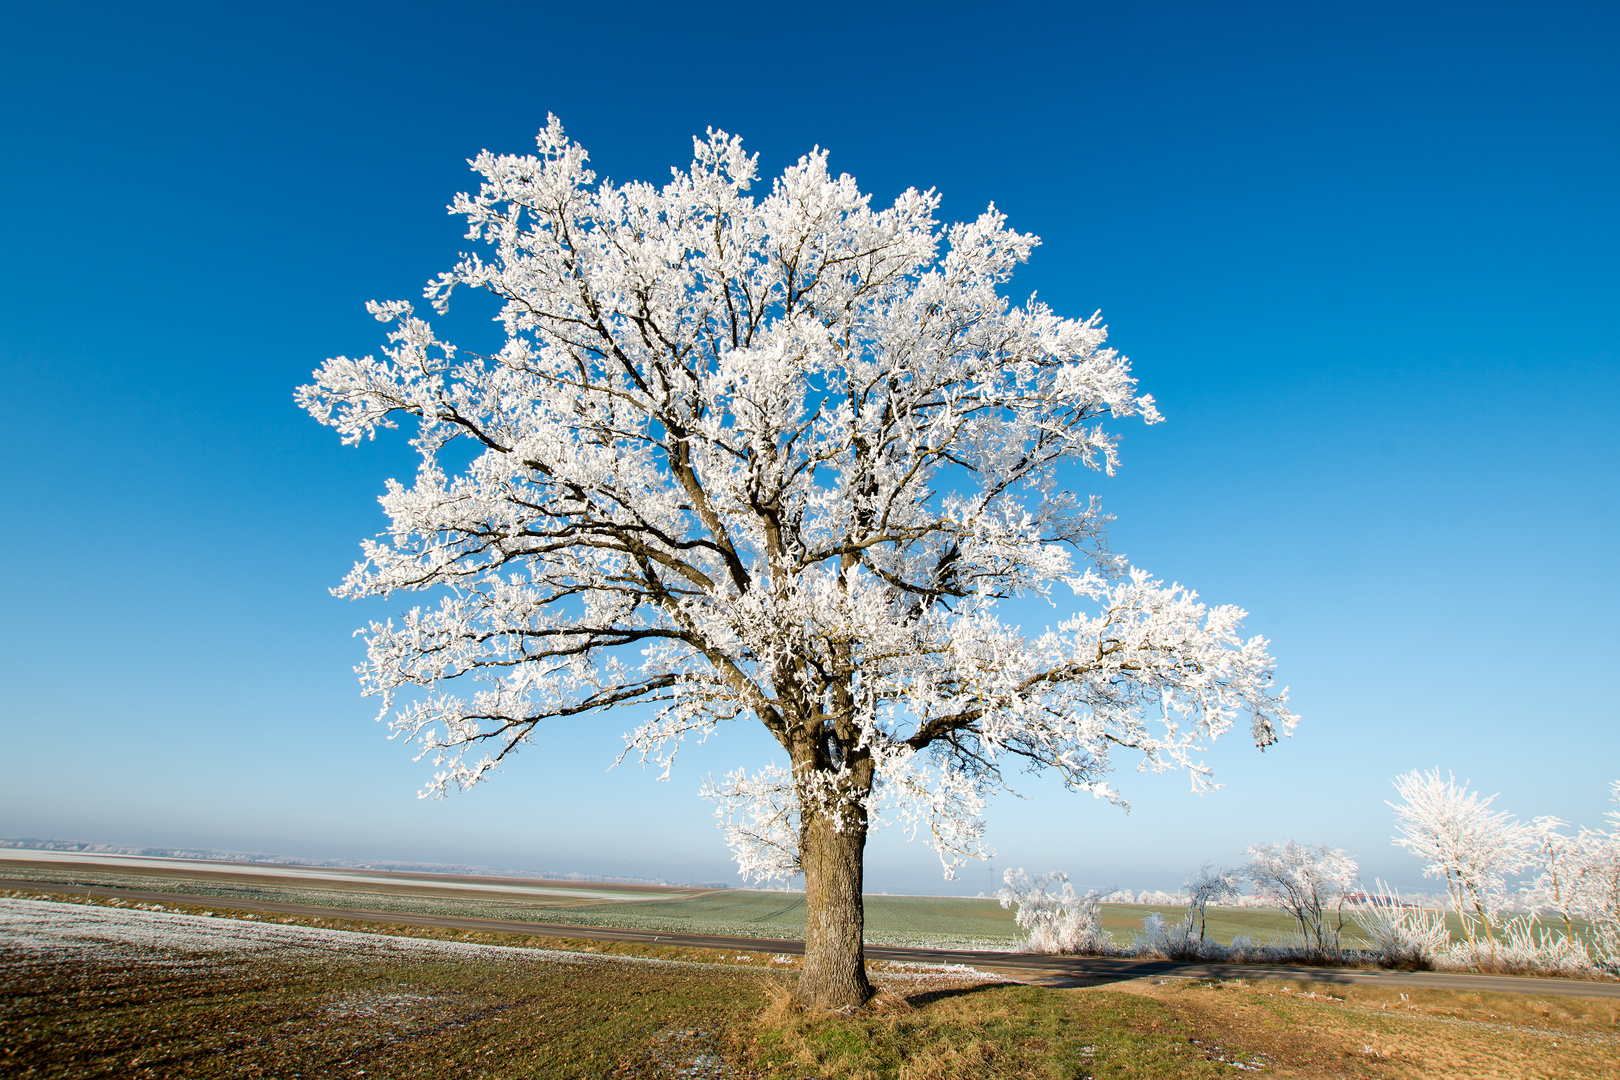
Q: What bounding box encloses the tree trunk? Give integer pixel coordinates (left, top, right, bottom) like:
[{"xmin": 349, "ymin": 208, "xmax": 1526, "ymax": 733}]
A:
[{"xmin": 797, "ymin": 810, "xmax": 875, "ymax": 1010}]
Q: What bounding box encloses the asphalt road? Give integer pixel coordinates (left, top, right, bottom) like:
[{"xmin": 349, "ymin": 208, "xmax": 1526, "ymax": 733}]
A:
[{"xmin": 9, "ymin": 877, "xmax": 1619, "ymax": 1000}]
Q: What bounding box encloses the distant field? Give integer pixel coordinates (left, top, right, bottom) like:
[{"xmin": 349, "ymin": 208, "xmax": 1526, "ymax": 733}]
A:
[
  {"xmin": 9, "ymin": 854, "xmax": 1593, "ymax": 952},
  {"xmin": 0, "ymin": 854, "xmax": 1355, "ymax": 949}
]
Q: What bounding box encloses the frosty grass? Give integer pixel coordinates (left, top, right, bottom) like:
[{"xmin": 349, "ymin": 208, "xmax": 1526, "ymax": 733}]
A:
[{"xmin": 0, "ymin": 897, "xmax": 1004, "ymax": 990}]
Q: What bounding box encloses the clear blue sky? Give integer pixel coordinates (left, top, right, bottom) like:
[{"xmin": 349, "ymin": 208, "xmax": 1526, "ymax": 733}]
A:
[{"xmin": 1, "ymin": 0, "xmax": 1614, "ymax": 894}]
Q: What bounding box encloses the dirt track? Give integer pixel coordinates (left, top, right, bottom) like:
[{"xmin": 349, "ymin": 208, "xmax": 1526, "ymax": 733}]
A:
[{"xmin": 11, "ymin": 875, "xmax": 1618, "ymax": 1000}]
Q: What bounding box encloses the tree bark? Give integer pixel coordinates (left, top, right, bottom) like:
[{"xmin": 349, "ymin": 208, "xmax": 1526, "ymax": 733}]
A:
[{"xmin": 797, "ymin": 809, "xmax": 875, "ymax": 1010}]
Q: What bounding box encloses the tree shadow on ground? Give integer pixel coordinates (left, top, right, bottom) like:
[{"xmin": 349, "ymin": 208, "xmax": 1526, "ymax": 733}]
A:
[{"xmin": 901, "ymin": 981, "xmax": 1013, "ymax": 1007}]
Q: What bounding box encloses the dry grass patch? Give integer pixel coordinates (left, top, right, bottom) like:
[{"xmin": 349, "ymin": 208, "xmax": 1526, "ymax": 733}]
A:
[
  {"xmin": 1124, "ymin": 976, "xmax": 1620, "ymax": 1078},
  {"xmin": 748, "ymin": 974, "xmax": 1620, "ymax": 1079},
  {"xmin": 750, "ymin": 979, "xmax": 1244, "ymax": 1079}
]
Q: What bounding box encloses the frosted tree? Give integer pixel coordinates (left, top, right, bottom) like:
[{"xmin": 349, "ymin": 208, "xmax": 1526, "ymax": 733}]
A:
[
  {"xmin": 1242, "ymin": 840, "xmax": 1358, "ymax": 955},
  {"xmin": 1526, "ymin": 816, "xmax": 1588, "ymax": 939},
  {"xmin": 1576, "ymin": 782, "xmax": 1620, "ymax": 968},
  {"xmin": 299, "ymin": 118, "xmax": 1297, "ymax": 1009},
  {"xmin": 1388, "ymin": 769, "xmax": 1533, "ymax": 949},
  {"xmin": 1185, "ymin": 863, "xmax": 1240, "ymax": 946}
]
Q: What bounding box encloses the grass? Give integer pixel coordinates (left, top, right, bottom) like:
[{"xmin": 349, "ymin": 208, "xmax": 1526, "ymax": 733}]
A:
[
  {"xmin": 748, "ymin": 976, "xmax": 1620, "ymax": 1079},
  {"xmin": 0, "ymin": 887, "xmax": 808, "ymax": 970},
  {"xmin": 756, "ymin": 982, "xmax": 1246, "ymax": 1079},
  {"xmin": 0, "ymin": 862, "xmax": 1015, "ymax": 944}
]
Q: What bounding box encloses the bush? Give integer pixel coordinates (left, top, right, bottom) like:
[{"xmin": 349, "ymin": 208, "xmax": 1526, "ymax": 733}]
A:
[
  {"xmin": 1436, "ymin": 916, "xmax": 1598, "ymax": 977},
  {"xmin": 996, "ymin": 869, "xmax": 1113, "ymax": 955},
  {"xmin": 1348, "ymin": 882, "xmax": 1448, "ymax": 970}
]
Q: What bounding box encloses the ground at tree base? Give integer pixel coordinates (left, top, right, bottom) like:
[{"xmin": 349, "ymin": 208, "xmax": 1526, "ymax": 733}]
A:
[{"xmin": 2, "ymin": 898, "xmax": 1616, "ymax": 1079}]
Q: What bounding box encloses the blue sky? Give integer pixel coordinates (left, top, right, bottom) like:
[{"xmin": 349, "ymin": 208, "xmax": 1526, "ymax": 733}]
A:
[{"xmin": 1, "ymin": 0, "xmax": 1615, "ymax": 894}]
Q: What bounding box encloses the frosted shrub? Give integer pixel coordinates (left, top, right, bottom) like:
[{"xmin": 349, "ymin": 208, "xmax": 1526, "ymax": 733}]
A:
[
  {"xmin": 1224, "ymin": 933, "xmax": 1265, "ymax": 962},
  {"xmin": 1178, "ymin": 931, "xmax": 1321, "ymax": 964},
  {"xmin": 1125, "ymin": 866, "xmax": 1239, "ymax": 960},
  {"xmin": 1349, "ymin": 881, "xmax": 1450, "ymax": 969},
  {"xmin": 1220, "ymin": 933, "xmax": 1319, "ymax": 964},
  {"xmin": 1435, "ymin": 916, "xmax": 1595, "ymax": 977},
  {"xmin": 997, "ymin": 869, "xmax": 1113, "ymax": 954},
  {"xmin": 1497, "ymin": 917, "xmax": 1594, "ymax": 976},
  {"xmin": 1129, "ymin": 911, "xmax": 1203, "ymax": 959},
  {"xmin": 1588, "ymin": 856, "xmax": 1620, "ymax": 971},
  {"xmin": 1131, "ymin": 911, "xmax": 1171, "ymax": 954}
]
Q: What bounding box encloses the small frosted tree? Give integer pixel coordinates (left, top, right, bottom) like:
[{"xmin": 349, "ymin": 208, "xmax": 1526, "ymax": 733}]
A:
[
  {"xmin": 1185, "ymin": 863, "xmax": 1240, "ymax": 946},
  {"xmin": 1242, "ymin": 840, "xmax": 1358, "ymax": 955},
  {"xmin": 1526, "ymin": 816, "xmax": 1588, "ymax": 939},
  {"xmin": 1127, "ymin": 865, "xmax": 1236, "ymax": 959},
  {"xmin": 1388, "ymin": 769, "xmax": 1533, "ymax": 948},
  {"xmin": 299, "ymin": 118, "xmax": 1297, "ymax": 1009}
]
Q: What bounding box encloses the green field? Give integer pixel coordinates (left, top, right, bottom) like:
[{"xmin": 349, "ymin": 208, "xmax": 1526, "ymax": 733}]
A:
[
  {"xmin": 8, "ymin": 856, "xmax": 1596, "ymax": 953},
  {"xmin": 0, "ymin": 858, "xmax": 1369, "ymax": 949}
]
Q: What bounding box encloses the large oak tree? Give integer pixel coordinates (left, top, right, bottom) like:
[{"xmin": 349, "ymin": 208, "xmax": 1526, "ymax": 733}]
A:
[{"xmin": 300, "ymin": 119, "xmax": 1296, "ymax": 1010}]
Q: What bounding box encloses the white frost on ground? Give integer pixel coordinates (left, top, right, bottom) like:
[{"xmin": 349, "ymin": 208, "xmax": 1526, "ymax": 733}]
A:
[
  {"xmin": 1, "ymin": 898, "xmax": 680, "ymax": 971},
  {"xmin": 0, "ymin": 898, "xmax": 1011, "ymax": 990},
  {"xmin": 868, "ymin": 959, "xmax": 1013, "ymax": 991},
  {"xmin": 0, "ymin": 851, "xmax": 686, "ymax": 902}
]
